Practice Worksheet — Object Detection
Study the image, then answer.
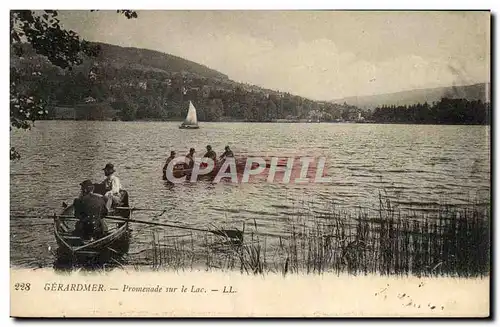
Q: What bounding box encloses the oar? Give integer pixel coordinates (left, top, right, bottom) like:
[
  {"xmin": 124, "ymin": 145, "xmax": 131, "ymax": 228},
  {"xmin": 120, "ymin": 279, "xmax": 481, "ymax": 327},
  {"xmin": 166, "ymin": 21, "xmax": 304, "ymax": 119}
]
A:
[
  {"xmin": 115, "ymin": 207, "xmax": 166, "ymax": 212},
  {"xmin": 115, "ymin": 207, "xmax": 167, "ymax": 218},
  {"xmin": 12, "ymin": 214, "xmax": 243, "ymax": 241},
  {"xmin": 11, "ymin": 214, "xmax": 77, "ymax": 220},
  {"xmin": 105, "ymin": 215, "xmax": 243, "ymax": 241}
]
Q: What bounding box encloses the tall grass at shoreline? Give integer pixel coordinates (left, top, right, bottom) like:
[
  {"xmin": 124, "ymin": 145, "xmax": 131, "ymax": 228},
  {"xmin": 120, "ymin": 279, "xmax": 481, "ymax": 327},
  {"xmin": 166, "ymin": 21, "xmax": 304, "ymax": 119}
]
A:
[{"xmin": 137, "ymin": 196, "xmax": 490, "ymax": 277}]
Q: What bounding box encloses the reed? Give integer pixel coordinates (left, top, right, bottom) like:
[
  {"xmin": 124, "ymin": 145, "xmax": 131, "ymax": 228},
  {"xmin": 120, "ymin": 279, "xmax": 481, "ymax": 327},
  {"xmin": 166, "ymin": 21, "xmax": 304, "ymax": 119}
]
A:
[{"xmin": 142, "ymin": 196, "xmax": 490, "ymax": 277}]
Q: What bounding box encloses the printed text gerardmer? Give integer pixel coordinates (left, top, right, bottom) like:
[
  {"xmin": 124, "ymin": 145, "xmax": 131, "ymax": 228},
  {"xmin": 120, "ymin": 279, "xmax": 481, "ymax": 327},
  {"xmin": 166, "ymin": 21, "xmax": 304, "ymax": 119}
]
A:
[
  {"xmin": 44, "ymin": 283, "xmax": 105, "ymax": 292},
  {"xmin": 43, "ymin": 283, "xmax": 170, "ymax": 292}
]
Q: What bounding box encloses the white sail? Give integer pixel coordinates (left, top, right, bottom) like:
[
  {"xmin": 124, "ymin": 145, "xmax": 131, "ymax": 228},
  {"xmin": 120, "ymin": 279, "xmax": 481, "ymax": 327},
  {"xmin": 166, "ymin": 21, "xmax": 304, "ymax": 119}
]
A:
[{"xmin": 183, "ymin": 101, "xmax": 198, "ymax": 126}]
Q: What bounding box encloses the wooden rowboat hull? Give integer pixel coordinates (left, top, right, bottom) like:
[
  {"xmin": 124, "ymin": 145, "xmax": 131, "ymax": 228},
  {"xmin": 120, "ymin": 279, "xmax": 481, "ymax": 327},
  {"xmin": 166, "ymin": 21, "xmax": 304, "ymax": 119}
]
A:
[
  {"xmin": 53, "ymin": 204, "xmax": 131, "ymax": 265},
  {"xmin": 165, "ymin": 159, "xmax": 251, "ymax": 180}
]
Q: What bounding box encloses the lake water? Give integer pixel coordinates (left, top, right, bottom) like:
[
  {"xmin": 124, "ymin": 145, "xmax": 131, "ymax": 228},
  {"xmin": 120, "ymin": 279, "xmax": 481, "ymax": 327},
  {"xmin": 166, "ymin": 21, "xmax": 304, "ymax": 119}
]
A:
[{"xmin": 10, "ymin": 121, "xmax": 491, "ymax": 267}]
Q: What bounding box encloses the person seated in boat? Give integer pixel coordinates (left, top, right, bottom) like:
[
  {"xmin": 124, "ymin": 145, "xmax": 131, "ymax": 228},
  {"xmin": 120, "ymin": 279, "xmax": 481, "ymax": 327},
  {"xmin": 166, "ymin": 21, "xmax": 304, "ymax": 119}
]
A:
[
  {"xmin": 202, "ymin": 145, "xmax": 217, "ymax": 167},
  {"xmin": 101, "ymin": 163, "xmax": 123, "ymax": 211},
  {"xmin": 219, "ymin": 145, "xmax": 234, "ymax": 161},
  {"xmin": 184, "ymin": 148, "xmax": 195, "ymax": 169},
  {"xmin": 73, "ymin": 179, "xmax": 108, "ymax": 240},
  {"xmin": 162, "ymin": 151, "xmax": 176, "ymax": 180}
]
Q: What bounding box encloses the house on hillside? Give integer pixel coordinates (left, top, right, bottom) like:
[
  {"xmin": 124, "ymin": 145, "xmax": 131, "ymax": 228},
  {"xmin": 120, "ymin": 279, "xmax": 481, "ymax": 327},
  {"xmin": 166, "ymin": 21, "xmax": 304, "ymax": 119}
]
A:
[
  {"xmin": 307, "ymin": 110, "xmax": 324, "ymax": 121},
  {"xmin": 201, "ymin": 85, "xmax": 211, "ymax": 98},
  {"xmin": 84, "ymin": 96, "xmax": 96, "ymax": 103},
  {"xmin": 344, "ymin": 109, "xmax": 364, "ymax": 121}
]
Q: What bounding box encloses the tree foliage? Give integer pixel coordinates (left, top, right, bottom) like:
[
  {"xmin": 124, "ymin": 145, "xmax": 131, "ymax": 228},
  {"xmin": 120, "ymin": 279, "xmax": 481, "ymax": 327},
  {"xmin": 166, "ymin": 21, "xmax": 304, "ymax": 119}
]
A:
[
  {"xmin": 10, "ymin": 10, "xmax": 137, "ymax": 159},
  {"xmin": 370, "ymin": 98, "xmax": 490, "ymax": 125}
]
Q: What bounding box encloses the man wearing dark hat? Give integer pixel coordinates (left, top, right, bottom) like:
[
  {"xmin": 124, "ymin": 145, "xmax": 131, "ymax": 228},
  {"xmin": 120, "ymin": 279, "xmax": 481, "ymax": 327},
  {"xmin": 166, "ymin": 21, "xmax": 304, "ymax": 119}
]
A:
[
  {"xmin": 203, "ymin": 145, "xmax": 217, "ymax": 162},
  {"xmin": 219, "ymin": 145, "xmax": 234, "ymax": 161},
  {"xmin": 73, "ymin": 179, "xmax": 108, "ymax": 240},
  {"xmin": 162, "ymin": 151, "xmax": 177, "ymax": 180},
  {"xmin": 101, "ymin": 163, "xmax": 122, "ymax": 211},
  {"xmin": 201, "ymin": 145, "xmax": 217, "ymax": 169},
  {"xmin": 184, "ymin": 148, "xmax": 196, "ymax": 170}
]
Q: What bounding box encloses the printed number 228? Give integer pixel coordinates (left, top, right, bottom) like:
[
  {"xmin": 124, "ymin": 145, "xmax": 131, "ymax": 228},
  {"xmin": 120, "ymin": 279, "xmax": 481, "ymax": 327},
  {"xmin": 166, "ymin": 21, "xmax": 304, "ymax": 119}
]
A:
[{"xmin": 14, "ymin": 283, "xmax": 31, "ymax": 291}]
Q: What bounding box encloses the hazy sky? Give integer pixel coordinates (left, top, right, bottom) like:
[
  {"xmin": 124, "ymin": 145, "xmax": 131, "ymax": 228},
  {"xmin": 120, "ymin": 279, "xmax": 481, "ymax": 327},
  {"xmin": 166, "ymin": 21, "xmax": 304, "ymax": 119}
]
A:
[{"xmin": 57, "ymin": 10, "xmax": 490, "ymax": 101}]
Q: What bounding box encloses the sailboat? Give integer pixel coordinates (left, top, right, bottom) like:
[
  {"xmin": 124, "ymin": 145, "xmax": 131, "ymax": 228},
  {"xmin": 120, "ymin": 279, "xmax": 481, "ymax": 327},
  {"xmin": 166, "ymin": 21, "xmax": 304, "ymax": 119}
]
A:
[{"xmin": 179, "ymin": 101, "xmax": 200, "ymax": 129}]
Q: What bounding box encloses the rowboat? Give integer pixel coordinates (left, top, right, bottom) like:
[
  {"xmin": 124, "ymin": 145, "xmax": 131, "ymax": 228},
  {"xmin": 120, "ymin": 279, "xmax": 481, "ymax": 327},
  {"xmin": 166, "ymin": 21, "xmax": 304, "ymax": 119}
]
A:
[
  {"xmin": 53, "ymin": 188, "xmax": 131, "ymax": 266},
  {"xmin": 167, "ymin": 158, "xmax": 252, "ymax": 180}
]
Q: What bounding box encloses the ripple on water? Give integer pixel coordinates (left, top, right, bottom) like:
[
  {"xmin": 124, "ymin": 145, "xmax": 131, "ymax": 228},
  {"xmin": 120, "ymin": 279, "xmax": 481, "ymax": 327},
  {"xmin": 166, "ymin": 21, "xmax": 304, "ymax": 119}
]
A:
[{"xmin": 9, "ymin": 121, "xmax": 491, "ymax": 267}]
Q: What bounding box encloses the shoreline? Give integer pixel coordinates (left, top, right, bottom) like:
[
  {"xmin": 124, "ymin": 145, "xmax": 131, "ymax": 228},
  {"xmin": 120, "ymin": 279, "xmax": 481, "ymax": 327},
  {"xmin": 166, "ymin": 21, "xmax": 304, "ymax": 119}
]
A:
[{"xmin": 33, "ymin": 119, "xmax": 490, "ymax": 126}]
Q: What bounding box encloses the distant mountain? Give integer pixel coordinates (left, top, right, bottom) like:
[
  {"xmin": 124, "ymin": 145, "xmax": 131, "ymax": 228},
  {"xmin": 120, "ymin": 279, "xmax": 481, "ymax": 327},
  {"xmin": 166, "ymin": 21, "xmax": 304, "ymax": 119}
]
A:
[
  {"xmin": 11, "ymin": 42, "xmax": 330, "ymax": 122},
  {"xmin": 11, "ymin": 41, "xmax": 489, "ymax": 124},
  {"xmin": 332, "ymin": 83, "xmax": 491, "ymax": 109},
  {"xmin": 93, "ymin": 42, "xmax": 228, "ymax": 80}
]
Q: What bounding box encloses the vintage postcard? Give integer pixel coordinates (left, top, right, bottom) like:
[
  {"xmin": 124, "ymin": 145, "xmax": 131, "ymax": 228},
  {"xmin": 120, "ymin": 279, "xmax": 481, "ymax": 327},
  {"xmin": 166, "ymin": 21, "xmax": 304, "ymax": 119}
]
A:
[{"xmin": 9, "ymin": 9, "xmax": 491, "ymax": 317}]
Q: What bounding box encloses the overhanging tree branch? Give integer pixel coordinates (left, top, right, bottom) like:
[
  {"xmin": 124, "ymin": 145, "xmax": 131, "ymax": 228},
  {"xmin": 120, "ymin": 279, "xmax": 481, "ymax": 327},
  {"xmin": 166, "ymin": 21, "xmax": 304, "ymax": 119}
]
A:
[{"xmin": 10, "ymin": 9, "xmax": 138, "ymax": 159}]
